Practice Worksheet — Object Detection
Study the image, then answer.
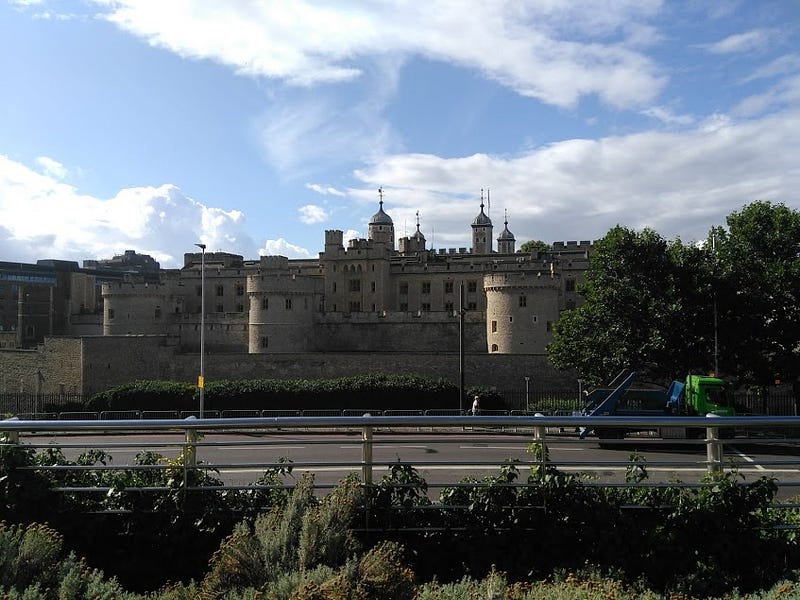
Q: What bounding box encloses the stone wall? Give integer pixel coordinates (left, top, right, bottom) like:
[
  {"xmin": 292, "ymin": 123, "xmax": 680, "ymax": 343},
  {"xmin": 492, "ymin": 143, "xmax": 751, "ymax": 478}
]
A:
[{"xmin": 0, "ymin": 335, "xmax": 578, "ymax": 396}]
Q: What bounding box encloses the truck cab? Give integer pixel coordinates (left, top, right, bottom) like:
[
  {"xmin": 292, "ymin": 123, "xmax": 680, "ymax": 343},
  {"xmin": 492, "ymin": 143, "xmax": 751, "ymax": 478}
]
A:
[{"xmin": 684, "ymin": 374, "xmax": 735, "ymax": 416}]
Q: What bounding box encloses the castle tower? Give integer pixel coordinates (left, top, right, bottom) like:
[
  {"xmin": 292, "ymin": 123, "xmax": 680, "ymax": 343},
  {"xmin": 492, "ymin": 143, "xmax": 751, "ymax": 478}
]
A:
[
  {"xmin": 368, "ymin": 188, "xmax": 395, "ymax": 249},
  {"xmin": 497, "ymin": 210, "xmax": 516, "ymax": 254},
  {"xmin": 399, "ymin": 211, "xmax": 426, "ymax": 255},
  {"xmin": 471, "ymin": 189, "xmax": 493, "ymax": 254},
  {"xmin": 484, "ymin": 271, "xmax": 561, "ymax": 353}
]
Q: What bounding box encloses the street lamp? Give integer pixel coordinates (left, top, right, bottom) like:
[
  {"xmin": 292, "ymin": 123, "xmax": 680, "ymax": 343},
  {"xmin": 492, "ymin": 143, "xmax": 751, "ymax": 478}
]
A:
[
  {"xmin": 524, "ymin": 376, "xmax": 530, "ymax": 412},
  {"xmin": 195, "ymin": 243, "xmax": 206, "ymax": 418}
]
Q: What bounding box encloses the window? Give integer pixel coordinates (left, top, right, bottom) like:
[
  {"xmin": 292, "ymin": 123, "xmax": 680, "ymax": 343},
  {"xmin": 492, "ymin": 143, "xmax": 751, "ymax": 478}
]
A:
[
  {"xmin": 349, "ymin": 279, "xmax": 361, "ymax": 292},
  {"xmin": 236, "ymin": 304, "xmax": 244, "ymax": 313},
  {"xmin": 444, "ymin": 281, "xmax": 454, "ymax": 294},
  {"xmin": 349, "ymin": 301, "xmax": 361, "ymax": 312},
  {"xmin": 467, "ymin": 280, "xmax": 477, "ymax": 293},
  {"xmin": 215, "ymin": 303, "xmax": 224, "ymax": 313},
  {"xmin": 107, "ymin": 308, "xmax": 115, "ymax": 320},
  {"xmin": 519, "ymin": 295, "xmax": 527, "ymax": 307},
  {"xmin": 285, "ymin": 298, "xmax": 293, "ymax": 310},
  {"xmin": 445, "ymin": 302, "xmax": 454, "ymax": 313},
  {"xmin": 421, "ymin": 303, "xmax": 431, "ymax": 312},
  {"xmin": 491, "ymin": 344, "xmax": 499, "ymax": 352},
  {"xmin": 546, "ymin": 320, "xmax": 552, "ymax": 332},
  {"xmin": 260, "ymin": 336, "xmax": 268, "ymax": 349},
  {"xmin": 532, "ymin": 315, "xmax": 538, "ymax": 323},
  {"xmin": 565, "ymin": 278, "xmax": 576, "ymax": 292},
  {"xmin": 332, "ymin": 282, "xmax": 337, "ymax": 292},
  {"xmin": 370, "ymin": 281, "xmax": 376, "ymax": 293},
  {"xmin": 400, "ymin": 302, "xmax": 408, "ymax": 311},
  {"xmin": 491, "ymin": 320, "xmax": 497, "ymax": 333},
  {"xmin": 261, "ymin": 297, "xmax": 269, "ymax": 310},
  {"xmin": 467, "ymin": 301, "xmax": 477, "ymax": 310},
  {"xmin": 154, "ymin": 306, "xmax": 161, "ymax": 319},
  {"xmin": 421, "ymin": 282, "xmax": 431, "ymax": 294},
  {"xmin": 399, "ymin": 283, "xmax": 408, "ymax": 295},
  {"xmin": 236, "ymin": 284, "xmax": 244, "ymax": 296},
  {"xmin": 216, "ymin": 285, "xmax": 224, "ymax": 296}
]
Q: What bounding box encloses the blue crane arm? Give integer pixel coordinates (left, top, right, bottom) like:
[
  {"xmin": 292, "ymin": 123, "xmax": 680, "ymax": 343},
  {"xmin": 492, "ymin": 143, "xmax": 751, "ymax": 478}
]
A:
[{"xmin": 579, "ymin": 371, "xmax": 638, "ymax": 438}]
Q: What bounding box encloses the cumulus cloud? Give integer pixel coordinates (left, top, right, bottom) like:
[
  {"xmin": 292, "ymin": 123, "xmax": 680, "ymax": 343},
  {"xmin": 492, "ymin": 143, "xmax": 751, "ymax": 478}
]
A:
[
  {"xmin": 353, "ymin": 109, "xmax": 800, "ymax": 248},
  {"xmin": 298, "ymin": 204, "xmax": 329, "ymax": 225},
  {"xmin": 95, "ymin": 0, "xmax": 665, "ymax": 110},
  {"xmin": 0, "ymin": 155, "xmax": 259, "ymax": 267},
  {"xmin": 260, "ymin": 238, "xmax": 312, "ymax": 259}
]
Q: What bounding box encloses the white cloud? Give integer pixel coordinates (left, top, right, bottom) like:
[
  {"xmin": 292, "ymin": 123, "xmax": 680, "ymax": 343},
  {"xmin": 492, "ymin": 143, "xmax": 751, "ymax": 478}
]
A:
[
  {"xmin": 0, "ymin": 155, "xmax": 258, "ymax": 267},
  {"xmin": 95, "ymin": 1, "xmax": 665, "ymax": 110},
  {"xmin": 306, "ymin": 183, "xmax": 346, "ymax": 197},
  {"xmin": 353, "ymin": 109, "xmax": 800, "ymax": 247},
  {"xmin": 260, "ymin": 238, "xmax": 312, "ymax": 259},
  {"xmin": 343, "ymin": 229, "xmax": 362, "ymax": 245},
  {"xmin": 35, "ymin": 156, "xmax": 68, "ymax": 180},
  {"xmin": 704, "ymin": 29, "xmax": 773, "ymax": 55},
  {"xmin": 640, "ymin": 106, "xmax": 694, "ymax": 126},
  {"xmin": 298, "ymin": 204, "xmax": 328, "ymax": 224}
]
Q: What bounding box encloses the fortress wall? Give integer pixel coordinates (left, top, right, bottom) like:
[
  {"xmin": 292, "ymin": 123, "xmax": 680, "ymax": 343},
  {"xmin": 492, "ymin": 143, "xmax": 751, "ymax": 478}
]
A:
[
  {"xmin": 311, "ymin": 320, "xmax": 486, "ymax": 353},
  {"xmin": 1, "ymin": 336, "xmax": 577, "ymax": 396},
  {"xmin": 79, "ymin": 335, "xmax": 182, "ymax": 395},
  {"xmin": 0, "ymin": 337, "xmax": 83, "ymax": 394}
]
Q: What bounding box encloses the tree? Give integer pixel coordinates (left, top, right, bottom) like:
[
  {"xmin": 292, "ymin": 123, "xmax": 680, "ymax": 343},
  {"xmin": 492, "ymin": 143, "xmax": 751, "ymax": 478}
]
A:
[
  {"xmin": 712, "ymin": 201, "xmax": 800, "ymax": 402},
  {"xmin": 518, "ymin": 239, "xmax": 552, "ymax": 254},
  {"xmin": 547, "ymin": 226, "xmax": 716, "ymax": 385}
]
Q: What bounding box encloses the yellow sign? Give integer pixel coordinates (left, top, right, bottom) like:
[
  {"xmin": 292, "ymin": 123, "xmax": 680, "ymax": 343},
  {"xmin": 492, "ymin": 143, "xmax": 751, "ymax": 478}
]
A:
[{"xmin": 198, "ymin": 375, "xmax": 205, "ymax": 389}]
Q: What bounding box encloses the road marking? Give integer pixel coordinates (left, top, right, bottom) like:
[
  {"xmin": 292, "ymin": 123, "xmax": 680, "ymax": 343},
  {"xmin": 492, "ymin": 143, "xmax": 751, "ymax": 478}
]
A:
[
  {"xmin": 459, "ymin": 446, "xmax": 530, "ymax": 450},
  {"xmin": 220, "ymin": 445, "xmax": 306, "ymax": 451},
  {"xmin": 730, "ymin": 447, "xmax": 766, "ymax": 471}
]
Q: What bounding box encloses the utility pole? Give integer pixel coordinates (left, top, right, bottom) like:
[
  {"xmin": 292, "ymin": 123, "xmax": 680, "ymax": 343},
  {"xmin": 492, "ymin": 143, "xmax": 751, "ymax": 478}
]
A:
[{"xmin": 194, "ymin": 243, "xmax": 206, "ymax": 418}]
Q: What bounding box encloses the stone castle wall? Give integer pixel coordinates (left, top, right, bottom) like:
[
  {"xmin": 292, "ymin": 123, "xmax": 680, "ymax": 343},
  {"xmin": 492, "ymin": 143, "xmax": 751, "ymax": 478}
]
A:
[{"xmin": 0, "ymin": 335, "xmax": 577, "ymax": 396}]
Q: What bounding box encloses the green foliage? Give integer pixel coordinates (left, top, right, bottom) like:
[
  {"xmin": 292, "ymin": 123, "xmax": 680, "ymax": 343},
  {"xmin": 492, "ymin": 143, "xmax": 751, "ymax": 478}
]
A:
[
  {"xmin": 0, "ymin": 522, "xmax": 127, "ymax": 599},
  {"xmin": 89, "ymin": 380, "xmax": 196, "ymax": 411},
  {"xmin": 202, "ymin": 473, "xmax": 362, "ymax": 597},
  {"xmin": 90, "ymin": 374, "xmax": 459, "ymax": 412},
  {"xmin": 518, "ymin": 240, "xmax": 553, "ymax": 254},
  {"xmin": 547, "ymin": 201, "xmax": 800, "ymax": 402},
  {"xmin": 713, "ymin": 201, "xmax": 800, "ymax": 390},
  {"xmin": 547, "ymin": 226, "xmax": 714, "ymax": 384}
]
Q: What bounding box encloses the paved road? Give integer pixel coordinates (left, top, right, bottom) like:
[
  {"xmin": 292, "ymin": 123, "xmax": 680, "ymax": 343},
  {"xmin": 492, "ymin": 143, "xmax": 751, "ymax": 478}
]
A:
[{"xmin": 22, "ymin": 430, "xmax": 800, "ymax": 499}]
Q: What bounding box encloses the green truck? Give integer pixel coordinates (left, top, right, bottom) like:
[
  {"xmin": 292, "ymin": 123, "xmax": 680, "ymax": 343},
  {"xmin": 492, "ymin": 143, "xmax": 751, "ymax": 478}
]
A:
[{"xmin": 580, "ymin": 370, "xmax": 736, "ymax": 440}]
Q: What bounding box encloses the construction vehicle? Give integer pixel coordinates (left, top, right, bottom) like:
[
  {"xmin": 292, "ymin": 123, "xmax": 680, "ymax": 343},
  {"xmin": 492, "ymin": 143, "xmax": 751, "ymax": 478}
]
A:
[{"xmin": 580, "ymin": 370, "xmax": 736, "ymax": 440}]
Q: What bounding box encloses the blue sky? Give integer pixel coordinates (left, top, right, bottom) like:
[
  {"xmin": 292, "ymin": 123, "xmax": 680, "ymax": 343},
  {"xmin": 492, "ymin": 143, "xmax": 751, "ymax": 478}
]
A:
[{"xmin": 1, "ymin": 0, "xmax": 799, "ymax": 268}]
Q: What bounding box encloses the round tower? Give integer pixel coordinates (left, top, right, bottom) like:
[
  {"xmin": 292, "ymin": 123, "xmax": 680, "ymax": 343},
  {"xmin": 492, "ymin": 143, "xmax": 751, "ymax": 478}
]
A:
[
  {"xmin": 248, "ymin": 271, "xmax": 320, "ymax": 353},
  {"xmin": 368, "ymin": 188, "xmax": 395, "ymax": 249},
  {"xmin": 484, "ymin": 272, "xmax": 560, "ymax": 354},
  {"xmin": 471, "ymin": 189, "xmax": 493, "ymax": 254}
]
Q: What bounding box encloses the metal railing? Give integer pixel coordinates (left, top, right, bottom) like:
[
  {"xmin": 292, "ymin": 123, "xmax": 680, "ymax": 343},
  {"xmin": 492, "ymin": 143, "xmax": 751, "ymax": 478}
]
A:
[{"xmin": 2, "ymin": 413, "xmax": 800, "ymax": 487}]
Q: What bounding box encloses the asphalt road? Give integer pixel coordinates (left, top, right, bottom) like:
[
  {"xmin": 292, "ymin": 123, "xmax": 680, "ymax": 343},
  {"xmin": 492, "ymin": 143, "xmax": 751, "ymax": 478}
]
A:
[{"xmin": 22, "ymin": 430, "xmax": 800, "ymax": 500}]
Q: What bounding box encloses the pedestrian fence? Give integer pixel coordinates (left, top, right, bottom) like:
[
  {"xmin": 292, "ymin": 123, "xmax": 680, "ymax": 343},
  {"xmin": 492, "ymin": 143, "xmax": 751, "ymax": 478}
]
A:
[{"xmin": 3, "ymin": 413, "xmax": 800, "ymax": 530}]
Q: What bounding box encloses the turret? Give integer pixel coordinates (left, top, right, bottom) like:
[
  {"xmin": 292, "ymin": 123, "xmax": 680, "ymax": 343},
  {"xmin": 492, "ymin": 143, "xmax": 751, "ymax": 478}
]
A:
[
  {"xmin": 497, "ymin": 210, "xmax": 515, "ymax": 253},
  {"xmin": 471, "ymin": 189, "xmax": 493, "ymax": 254},
  {"xmin": 368, "ymin": 188, "xmax": 395, "ymax": 249}
]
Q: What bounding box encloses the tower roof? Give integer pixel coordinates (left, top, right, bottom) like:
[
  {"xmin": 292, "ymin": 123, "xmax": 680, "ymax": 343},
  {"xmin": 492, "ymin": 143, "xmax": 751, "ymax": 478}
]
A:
[
  {"xmin": 370, "ymin": 189, "xmax": 394, "ymax": 226},
  {"xmin": 498, "ymin": 212, "xmax": 514, "ymax": 241},
  {"xmin": 472, "ymin": 190, "xmax": 493, "ymax": 227}
]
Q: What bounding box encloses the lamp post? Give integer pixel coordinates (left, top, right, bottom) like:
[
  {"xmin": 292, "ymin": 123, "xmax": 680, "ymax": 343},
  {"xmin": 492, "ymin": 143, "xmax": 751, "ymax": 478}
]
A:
[
  {"xmin": 195, "ymin": 243, "xmax": 206, "ymax": 418},
  {"xmin": 525, "ymin": 376, "xmax": 530, "ymax": 412}
]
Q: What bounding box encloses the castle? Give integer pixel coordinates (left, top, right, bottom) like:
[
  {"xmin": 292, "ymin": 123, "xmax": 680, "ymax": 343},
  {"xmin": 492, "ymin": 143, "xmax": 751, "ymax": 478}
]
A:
[
  {"xmin": 0, "ymin": 192, "xmax": 592, "ymax": 396},
  {"xmin": 103, "ymin": 192, "xmax": 592, "ymax": 355}
]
